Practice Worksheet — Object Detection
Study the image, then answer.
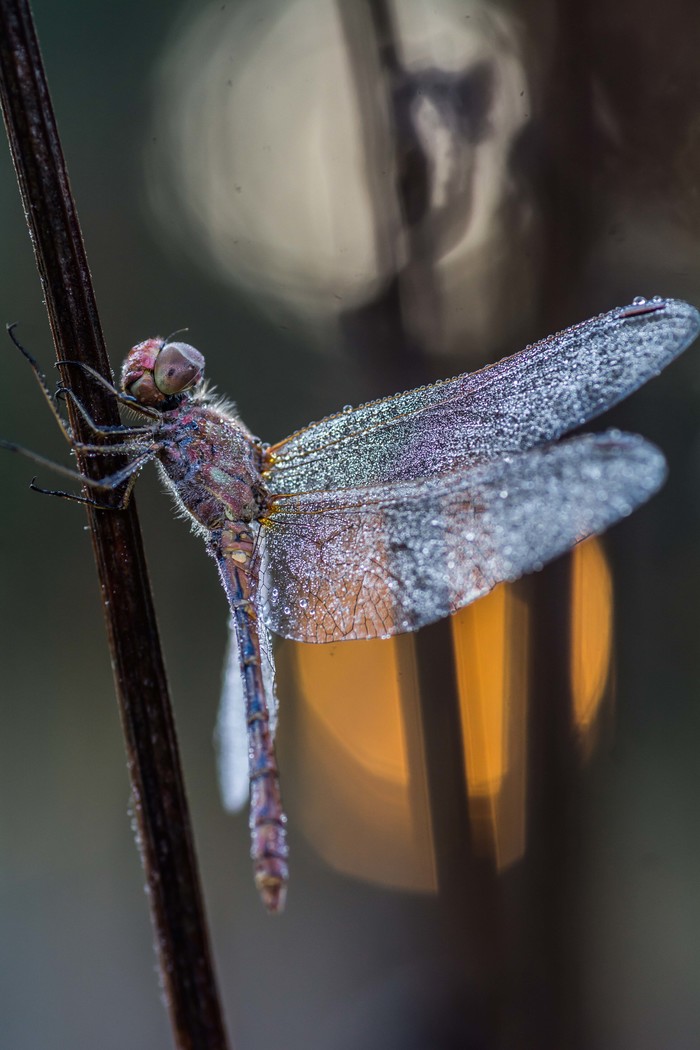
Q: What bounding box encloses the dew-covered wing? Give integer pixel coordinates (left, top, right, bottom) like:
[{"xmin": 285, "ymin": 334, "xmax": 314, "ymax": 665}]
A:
[
  {"xmin": 263, "ymin": 299, "xmax": 698, "ymax": 494},
  {"xmin": 215, "ymin": 616, "xmax": 250, "ymax": 813},
  {"xmin": 261, "ymin": 431, "xmax": 665, "ymax": 643},
  {"xmin": 216, "ymin": 592, "xmax": 279, "ymax": 814}
]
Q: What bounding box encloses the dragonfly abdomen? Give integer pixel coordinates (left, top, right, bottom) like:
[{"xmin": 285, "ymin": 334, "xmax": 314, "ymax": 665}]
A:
[{"xmin": 212, "ymin": 523, "xmax": 289, "ymax": 912}]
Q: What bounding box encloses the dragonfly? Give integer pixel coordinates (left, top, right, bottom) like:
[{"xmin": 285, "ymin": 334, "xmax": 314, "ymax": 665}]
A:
[{"xmin": 2, "ymin": 295, "xmax": 698, "ymax": 912}]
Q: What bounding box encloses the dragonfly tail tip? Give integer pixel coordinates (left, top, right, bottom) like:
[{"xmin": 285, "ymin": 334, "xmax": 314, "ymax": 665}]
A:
[{"xmin": 256, "ymin": 874, "xmax": 287, "ymax": 914}]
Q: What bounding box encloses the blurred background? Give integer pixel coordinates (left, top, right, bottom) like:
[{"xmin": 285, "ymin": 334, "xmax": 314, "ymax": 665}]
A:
[{"xmin": 1, "ymin": 1, "xmax": 700, "ymax": 1047}]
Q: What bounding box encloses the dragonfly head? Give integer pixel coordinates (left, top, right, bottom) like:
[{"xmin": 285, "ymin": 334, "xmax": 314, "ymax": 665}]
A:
[{"xmin": 121, "ymin": 338, "xmax": 206, "ymax": 406}]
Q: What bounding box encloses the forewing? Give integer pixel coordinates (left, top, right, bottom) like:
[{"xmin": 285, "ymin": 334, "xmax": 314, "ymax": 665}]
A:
[
  {"xmin": 263, "ymin": 298, "xmax": 698, "ymax": 493},
  {"xmin": 261, "ymin": 431, "xmax": 665, "ymax": 643}
]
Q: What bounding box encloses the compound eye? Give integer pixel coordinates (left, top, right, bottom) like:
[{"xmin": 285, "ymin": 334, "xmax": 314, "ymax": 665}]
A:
[{"xmin": 154, "ymin": 342, "xmax": 205, "ymax": 394}]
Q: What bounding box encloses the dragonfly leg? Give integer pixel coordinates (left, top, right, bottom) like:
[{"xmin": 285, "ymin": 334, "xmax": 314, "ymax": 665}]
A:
[
  {"xmin": 0, "ymin": 439, "xmax": 159, "ymax": 506},
  {"xmin": 56, "ymin": 386, "xmax": 160, "ymax": 439},
  {"xmin": 7, "ymin": 327, "xmax": 159, "ymax": 444},
  {"xmin": 6, "ymin": 324, "xmax": 74, "ymax": 442},
  {"xmin": 56, "ymin": 360, "xmax": 162, "ymax": 420},
  {"xmin": 29, "ymin": 470, "xmax": 140, "ymax": 510},
  {"xmin": 69, "ymin": 436, "xmax": 157, "ymax": 455},
  {"xmin": 213, "ymin": 523, "xmax": 289, "ymax": 912}
]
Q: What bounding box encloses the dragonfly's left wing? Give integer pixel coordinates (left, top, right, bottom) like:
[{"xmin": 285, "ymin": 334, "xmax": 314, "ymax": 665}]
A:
[{"xmin": 260, "ymin": 430, "xmax": 664, "ymax": 643}]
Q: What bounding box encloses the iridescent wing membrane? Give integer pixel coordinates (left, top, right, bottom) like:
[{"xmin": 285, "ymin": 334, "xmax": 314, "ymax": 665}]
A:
[{"xmin": 258, "ymin": 299, "xmax": 699, "ymax": 642}]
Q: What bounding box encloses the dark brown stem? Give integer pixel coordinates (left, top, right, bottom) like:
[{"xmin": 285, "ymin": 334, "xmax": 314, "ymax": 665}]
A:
[{"xmin": 0, "ymin": 3, "xmax": 230, "ymax": 1047}]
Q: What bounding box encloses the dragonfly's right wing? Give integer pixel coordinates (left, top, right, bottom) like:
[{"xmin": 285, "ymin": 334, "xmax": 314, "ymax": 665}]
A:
[
  {"xmin": 215, "ymin": 609, "xmax": 279, "ymax": 814},
  {"xmin": 215, "ymin": 616, "xmax": 250, "ymax": 813},
  {"xmin": 263, "ymin": 298, "xmax": 698, "ymax": 494},
  {"xmin": 261, "ymin": 430, "xmax": 665, "ymax": 643}
]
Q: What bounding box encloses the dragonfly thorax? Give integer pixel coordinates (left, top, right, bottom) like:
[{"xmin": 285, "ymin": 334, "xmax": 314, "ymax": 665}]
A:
[
  {"xmin": 122, "ymin": 337, "xmax": 205, "ymax": 407},
  {"xmin": 156, "ymin": 400, "xmax": 267, "ymax": 531}
]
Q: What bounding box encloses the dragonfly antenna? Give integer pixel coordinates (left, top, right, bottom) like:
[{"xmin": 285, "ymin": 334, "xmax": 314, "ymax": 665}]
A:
[{"xmin": 163, "ymin": 326, "xmax": 190, "ymax": 345}]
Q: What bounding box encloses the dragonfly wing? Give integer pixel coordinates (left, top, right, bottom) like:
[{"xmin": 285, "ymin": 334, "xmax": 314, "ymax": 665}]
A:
[
  {"xmin": 264, "ymin": 298, "xmax": 698, "ymax": 493},
  {"xmin": 215, "ymin": 616, "xmax": 250, "ymax": 813},
  {"xmin": 258, "ymin": 589, "xmax": 279, "ymax": 740},
  {"xmin": 215, "ymin": 577, "xmax": 279, "ymax": 814},
  {"xmin": 261, "ymin": 430, "xmax": 665, "ymax": 643}
]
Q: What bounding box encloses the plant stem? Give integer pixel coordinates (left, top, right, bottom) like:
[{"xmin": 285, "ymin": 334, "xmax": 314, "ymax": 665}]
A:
[{"xmin": 0, "ymin": 3, "xmax": 231, "ymax": 1047}]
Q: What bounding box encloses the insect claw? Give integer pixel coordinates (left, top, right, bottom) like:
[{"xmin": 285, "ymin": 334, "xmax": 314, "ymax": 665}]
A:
[
  {"xmin": 29, "ymin": 476, "xmax": 51, "ymax": 495},
  {"xmin": 6, "ymin": 323, "xmax": 37, "ymax": 364},
  {"xmin": 28, "ymin": 477, "xmax": 56, "ymax": 497}
]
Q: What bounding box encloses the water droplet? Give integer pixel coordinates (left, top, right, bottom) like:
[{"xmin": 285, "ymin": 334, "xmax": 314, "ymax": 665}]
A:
[
  {"xmin": 632, "ymin": 295, "xmax": 647, "ymax": 305},
  {"xmin": 342, "ymin": 404, "xmax": 353, "ymax": 413},
  {"xmin": 651, "ymin": 295, "xmax": 664, "ymax": 303},
  {"xmin": 499, "ymin": 489, "xmax": 508, "ymax": 499},
  {"xmin": 283, "ymin": 606, "xmax": 291, "ymax": 615},
  {"xmin": 299, "ymin": 598, "xmax": 308, "ymax": 608}
]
